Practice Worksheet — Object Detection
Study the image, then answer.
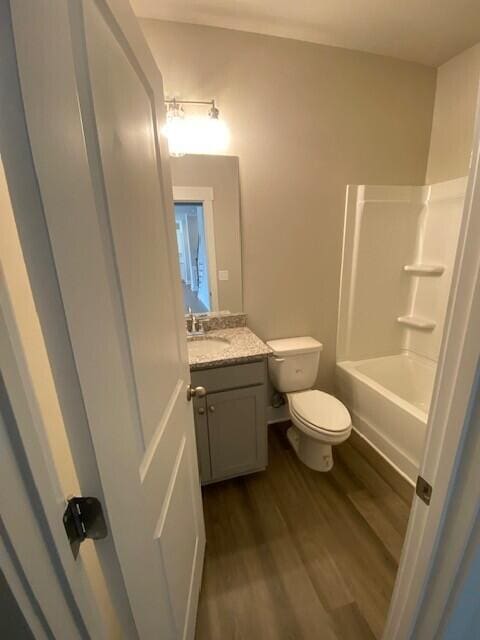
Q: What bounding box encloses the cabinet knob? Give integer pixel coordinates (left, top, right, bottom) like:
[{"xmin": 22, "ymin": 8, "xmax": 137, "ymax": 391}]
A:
[
  {"xmin": 187, "ymin": 385, "xmax": 206, "ymax": 401},
  {"xmin": 209, "ymin": 405, "xmax": 215, "ymax": 413},
  {"xmin": 198, "ymin": 407, "xmax": 205, "ymax": 415}
]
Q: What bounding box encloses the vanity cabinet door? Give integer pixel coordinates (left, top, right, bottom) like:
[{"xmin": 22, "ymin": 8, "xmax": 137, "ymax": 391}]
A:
[
  {"xmin": 193, "ymin": 396, "xmax": 212, "ymax": 484},
  {"xmin": 207, "ymin": 386, "xmax": 267, "ymax": 480}
]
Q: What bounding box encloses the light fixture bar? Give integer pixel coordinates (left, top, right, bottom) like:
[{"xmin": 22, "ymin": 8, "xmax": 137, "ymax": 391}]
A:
[
  {"xmin": 165, "ymin": 98, "xmax": 216, "ymax": 108},
  {"xmin": 162, "ymin": 97, "xmax": 228, "ymax": 156}
]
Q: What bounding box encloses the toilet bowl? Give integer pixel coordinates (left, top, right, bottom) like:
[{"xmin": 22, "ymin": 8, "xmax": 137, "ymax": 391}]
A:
[
  {"xmin": 287, "ymin": 390, "xmax": 351, "ymax": 471},
  {"xmin": 266, "ymin": 337, "xmax": 352, "ymax": 471}
]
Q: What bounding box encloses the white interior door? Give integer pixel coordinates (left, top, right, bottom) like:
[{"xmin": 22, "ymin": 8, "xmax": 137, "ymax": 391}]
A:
[{"xmin": 9, "ymin": 1, "xmax": 205, "ymax": 638}]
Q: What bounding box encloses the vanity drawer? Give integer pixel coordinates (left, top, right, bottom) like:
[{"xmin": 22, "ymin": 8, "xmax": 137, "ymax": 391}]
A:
[{"xmin": 191, "ymin": 360, "xmax": 266, "ymax": 393}]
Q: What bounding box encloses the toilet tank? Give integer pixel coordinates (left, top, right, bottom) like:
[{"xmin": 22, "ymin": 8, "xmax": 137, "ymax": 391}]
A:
[{"xmin": 266, "ymin": 337, "xmax": 323, "ymax": 392}]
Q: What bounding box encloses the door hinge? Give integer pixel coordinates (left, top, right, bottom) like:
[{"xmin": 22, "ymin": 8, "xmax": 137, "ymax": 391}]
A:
[
  {"xmin": 63, "ymin": 497, "xmax": 108, "ymax": 559},
  {"xmin": 416, "ymin": 476, "xmax": 433, "ymax": 505}
]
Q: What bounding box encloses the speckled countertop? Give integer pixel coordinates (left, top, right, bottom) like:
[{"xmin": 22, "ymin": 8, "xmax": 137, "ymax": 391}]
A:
[{"xmin": 188, "ymin": 327, "xmax": 271, "ymax": 370}]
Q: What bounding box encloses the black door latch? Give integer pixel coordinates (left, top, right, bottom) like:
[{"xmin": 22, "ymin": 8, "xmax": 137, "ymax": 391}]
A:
[{"xmin": 63, "ymin": 496, "xmax": 108, "ymax": 559}]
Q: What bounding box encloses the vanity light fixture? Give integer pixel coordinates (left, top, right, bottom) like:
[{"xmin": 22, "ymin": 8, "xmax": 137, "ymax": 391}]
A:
[{"xmin": 163, "ymin": 98, "xmax": 229, "ymax": 157}]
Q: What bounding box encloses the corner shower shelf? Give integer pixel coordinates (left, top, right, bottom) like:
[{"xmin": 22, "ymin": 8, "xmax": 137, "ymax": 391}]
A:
[
  {"xmin": 403, "ymin": 264, "xmax": 445, "ymax": 276},
  {"xmin": 397, "ymin": 315, "xmax": 436, "ymax": 331}
]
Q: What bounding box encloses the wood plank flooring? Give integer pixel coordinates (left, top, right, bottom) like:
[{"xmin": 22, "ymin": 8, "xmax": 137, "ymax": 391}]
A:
[{"xmin": 195, "ymin": 423, "xmax": 413, "ymax": 640}]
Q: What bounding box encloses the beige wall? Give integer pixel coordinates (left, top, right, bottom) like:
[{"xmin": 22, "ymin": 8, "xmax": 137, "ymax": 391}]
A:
[
  {"xmin": 427, "ymin": 43, "xmax": 480, "ymax": 183},
  {"xmin": 171, "ymin": 154, "xmax": 243, "ymax": 312},
  {"xmin": 141, "ymin": 19, "xmax": 436, "ymax": 389}
]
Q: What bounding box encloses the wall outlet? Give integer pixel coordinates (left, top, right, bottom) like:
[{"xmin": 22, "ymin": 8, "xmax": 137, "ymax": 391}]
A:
[{"xmin": 218, "ymin": 270, "xmax": 229, "ymax": 281}]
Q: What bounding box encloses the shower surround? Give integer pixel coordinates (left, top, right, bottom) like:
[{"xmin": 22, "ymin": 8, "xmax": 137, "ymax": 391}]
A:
[{"xmin": 336, "ymin": 177, "xmax": 466, "ymax": 482}]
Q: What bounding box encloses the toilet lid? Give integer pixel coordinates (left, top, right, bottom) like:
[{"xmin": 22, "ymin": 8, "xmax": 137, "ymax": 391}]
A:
[{"xmin": 290, "ymin": 390, "xmax": 351, "ymax": 432}]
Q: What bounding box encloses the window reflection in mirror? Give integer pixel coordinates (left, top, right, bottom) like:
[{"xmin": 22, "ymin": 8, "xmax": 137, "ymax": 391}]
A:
[{"xmin": 174, "ymin": 202, "xmax": 211, "ymax": 313}]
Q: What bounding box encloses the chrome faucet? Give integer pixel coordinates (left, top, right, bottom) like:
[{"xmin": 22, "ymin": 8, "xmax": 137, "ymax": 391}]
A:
[{"xmin": 186, "ymin": 308, "xmax": 205, "ymax": 335}]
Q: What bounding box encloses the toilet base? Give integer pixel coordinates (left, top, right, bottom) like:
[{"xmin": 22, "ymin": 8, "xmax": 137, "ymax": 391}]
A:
[{"xmin": 287, "ymin": 426, "xmax": 334, "ymax": 472}]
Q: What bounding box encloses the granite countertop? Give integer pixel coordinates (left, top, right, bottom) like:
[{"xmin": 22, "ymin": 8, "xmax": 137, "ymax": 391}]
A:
[{"xmin": 188, "ymin": 327, "xmax": 271, "ymax": 370}]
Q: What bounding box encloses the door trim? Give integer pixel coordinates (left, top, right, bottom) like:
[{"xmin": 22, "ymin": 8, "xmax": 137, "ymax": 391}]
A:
[
  {"xmin": 384, "ymin": 89, "xmax": 480, "ymax": 639},
  {"xmin": 0, "ymin": 163, "xmax": 108, "ymax": 639}
]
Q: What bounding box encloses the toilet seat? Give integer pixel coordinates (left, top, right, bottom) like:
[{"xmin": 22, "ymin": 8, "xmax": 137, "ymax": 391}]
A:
[
  {"xmin": 289, "ymin": 412, "xmax": 350, "ymax": 445},
  {"xmin": 288, "ymin": 390, "xmax": 351, "ymax": 435}
]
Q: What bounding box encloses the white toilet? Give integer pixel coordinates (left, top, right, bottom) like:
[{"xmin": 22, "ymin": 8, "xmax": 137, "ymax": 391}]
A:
[{"xmin": 266, "ymin": 337, "xmax": 352, "ymax": 472}]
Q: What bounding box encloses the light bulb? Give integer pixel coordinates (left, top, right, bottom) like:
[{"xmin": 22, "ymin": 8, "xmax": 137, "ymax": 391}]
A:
[
  {"xmin": 163, "ymin": 117, "xmax": 188, "ymax": 157},
  {"xmin": 205, "ymin": 116, "xmax": 230, "ymax": 153},
  {"xmin": 163, "ymin": 102, "xmax": 230, "ymax": 156},
  {"xmin": 163, "ymin": 103, "xmax": 188, "ymax": 157}
]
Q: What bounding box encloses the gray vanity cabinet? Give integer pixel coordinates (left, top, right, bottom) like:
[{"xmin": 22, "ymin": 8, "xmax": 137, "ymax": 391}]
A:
[{"xmin": 191, "ymin": 361, "xmax": 268, "ymax": 484}]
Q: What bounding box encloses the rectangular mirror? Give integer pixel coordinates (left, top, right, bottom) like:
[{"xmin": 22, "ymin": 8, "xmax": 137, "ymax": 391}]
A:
[{"xmin": 171, "ymin": 154, "xmax": 243, "ymax": 314}]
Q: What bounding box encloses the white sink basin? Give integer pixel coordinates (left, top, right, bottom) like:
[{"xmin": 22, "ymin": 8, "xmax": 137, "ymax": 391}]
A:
[{"xmin": 187, "ymin": 336, "xmax": 231, "ymax": 358}]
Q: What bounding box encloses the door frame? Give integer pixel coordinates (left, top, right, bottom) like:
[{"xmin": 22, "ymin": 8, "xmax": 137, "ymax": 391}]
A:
[
  {"xmin": 173, "ymin": 186, "xmax": 219, "ymax": 311},
  {"xmin": 0, "ymin": 164, "xmax": 111, "ymax": 639},
  {"xmin": 384, "ymin": 93, "xmax": 480, "ymax": 638},
  {"xmin": 0, "ymin": 309, "xmax": 97, "ymax": 640}
]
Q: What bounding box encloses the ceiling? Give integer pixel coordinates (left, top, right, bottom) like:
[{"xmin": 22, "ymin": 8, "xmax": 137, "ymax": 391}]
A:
[{"xmin": 131, "ymin": 0, "xmax": 480, "ymax": 66}]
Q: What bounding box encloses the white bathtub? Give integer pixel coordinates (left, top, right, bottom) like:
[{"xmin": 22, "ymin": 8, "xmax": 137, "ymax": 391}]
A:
[{"xmin": 336, "ymin": 353, "xmax": 436, "ymax": 483}]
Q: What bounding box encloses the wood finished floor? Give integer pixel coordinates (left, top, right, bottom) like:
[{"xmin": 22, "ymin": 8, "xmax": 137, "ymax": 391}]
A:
[{"xmin": 195, "ymin": 424, "xmax": 412, "ymax": 640}]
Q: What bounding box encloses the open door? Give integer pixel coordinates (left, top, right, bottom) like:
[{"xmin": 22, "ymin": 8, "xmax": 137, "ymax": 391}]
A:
[{"xmin": 7, "ymin": 0, "xmax": 205, "ymax": 638}]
